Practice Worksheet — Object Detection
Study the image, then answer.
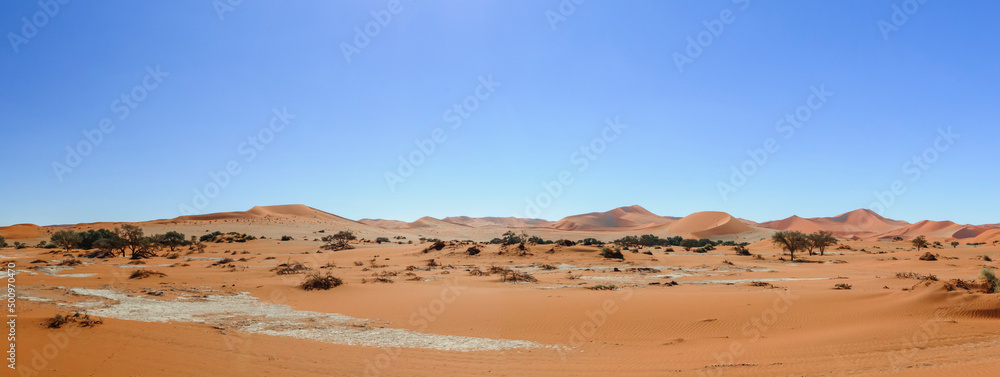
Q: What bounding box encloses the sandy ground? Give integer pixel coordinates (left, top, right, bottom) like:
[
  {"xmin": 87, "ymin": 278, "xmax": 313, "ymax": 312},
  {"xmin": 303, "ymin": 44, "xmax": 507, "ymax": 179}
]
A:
[{"xmin": 5, "ymin": 234, "xmax": 999, "ymax": 377}]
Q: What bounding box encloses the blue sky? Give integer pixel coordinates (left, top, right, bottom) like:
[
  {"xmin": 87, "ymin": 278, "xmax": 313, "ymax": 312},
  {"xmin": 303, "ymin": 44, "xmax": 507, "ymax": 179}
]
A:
[{"xmin": 2, "ymin": 0, "xmax": 998, "ymax": 226}]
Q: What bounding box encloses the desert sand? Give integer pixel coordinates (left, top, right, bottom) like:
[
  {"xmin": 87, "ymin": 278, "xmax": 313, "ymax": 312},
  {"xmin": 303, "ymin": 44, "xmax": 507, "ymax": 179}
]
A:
[{"xmin": 3, "ymin": 204, "xmax": 999, "ymax": 376}]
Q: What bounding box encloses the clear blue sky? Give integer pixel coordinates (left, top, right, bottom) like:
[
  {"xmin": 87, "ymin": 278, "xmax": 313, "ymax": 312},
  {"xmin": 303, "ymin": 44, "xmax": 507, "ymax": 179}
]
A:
[{"xmin": 2, "ymin": 0, "xmax": 999, "ymax": 227}]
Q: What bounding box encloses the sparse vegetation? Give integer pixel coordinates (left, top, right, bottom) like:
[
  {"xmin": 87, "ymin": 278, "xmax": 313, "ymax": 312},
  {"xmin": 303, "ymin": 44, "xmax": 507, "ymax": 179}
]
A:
[
  {"xmin": 466, "ymin": 246, "xmax": 481, "ymax": 256},
  {"xmin": 500, "ymin": 270, "xmax": 537, "ymax": 283},
  {"xmin": 300, "ymin": 272, "xmax": 344, "ymax": 290},
  {"xmin": 600, "ymin": 246, "xmax": 624, "ymax": 260},
  {"xmin": 834, "ymin": 283, "xmax": 852, "ymax": 290},
  {"xmin": 895, "ymin": 272, "xmax": 937, "ymax": 281},
  {"xmin": 981, "ymin": 268, "xmax": 999, "ymax": 294},
  {"xmin": 129, "ymin": 269, "xmax": 167, "ymax": 279},
  {"xmin": 734, "ymin": 245, "xmax": 751, "ymax": 256},
  {"xmin": 320, "ymin": 231, "xmax": 356, "ymax": 251},
  {"xmin": 44, "ymin": 312, "xmax": 103, "ymax": 329},
  {"xmin": 272, "ymin": 261, "xmax": 309, "ymax": 275},
  {"xmin": 588, "ymin": 284, "xmax": 619, "ymax": 291}
]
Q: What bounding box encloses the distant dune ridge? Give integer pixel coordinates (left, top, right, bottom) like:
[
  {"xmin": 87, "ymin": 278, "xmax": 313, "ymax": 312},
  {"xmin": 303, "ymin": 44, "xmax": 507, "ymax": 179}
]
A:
[{"xmin": 1, "ymin": 204, "xmax": 997, "ymax": 243}]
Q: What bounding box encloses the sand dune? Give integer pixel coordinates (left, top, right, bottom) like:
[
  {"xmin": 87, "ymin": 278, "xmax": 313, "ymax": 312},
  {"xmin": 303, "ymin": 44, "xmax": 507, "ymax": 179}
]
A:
[
  {"xmin": 551, "ymin": 205, "xmax": 677, "ymax": 231},
  {"xmin": 0, "ymin": 223, "xmax": 48, "ymax": 239},
  {"xmin": 874, "ymin": 220, "xmax": 984, "ymax": 240},
  {"xmin": 972, "ymin": 228, "xmax": 1000, "ymax": 243},
  {"xmin": 5, "ymin": 205, "xmax": 999, "ymax": 245},
  {"xmin": 664, "ymin": 211, "xmax": 756, "ymax": 238},
  {"xmin": 760, "ymin": 209, "xmax": 910, "ymax": 239},
  {"xmin": 441, "ymin": 216, "xmax": 554, "ymax": 228}
]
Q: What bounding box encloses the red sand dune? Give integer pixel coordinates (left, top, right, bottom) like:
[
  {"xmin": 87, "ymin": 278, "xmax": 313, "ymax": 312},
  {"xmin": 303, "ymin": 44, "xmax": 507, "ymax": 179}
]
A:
[
  {"xmin": 664, "ymin": 211, "xmax": 755, "ymax": 238},
  {"xmin": 551, "ymin": 205, "xmax": 677, "ymax": 231},
  {"xmin": 873, "ymin": 220, "xmax": 984, "ymax": 240},
  {"xmin": 441, "ymin": 216, "xmax": 554, "ymax": 228},
  {"xmin": 759, "ymin": 209, "xmax": 910, "ymax": 239}
]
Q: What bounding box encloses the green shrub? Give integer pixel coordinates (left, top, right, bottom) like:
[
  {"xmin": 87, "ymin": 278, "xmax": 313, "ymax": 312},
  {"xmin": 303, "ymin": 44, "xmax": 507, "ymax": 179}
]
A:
[{"xmin": 600, "ymin": 246, "xmax": 624, "ymax": 260}]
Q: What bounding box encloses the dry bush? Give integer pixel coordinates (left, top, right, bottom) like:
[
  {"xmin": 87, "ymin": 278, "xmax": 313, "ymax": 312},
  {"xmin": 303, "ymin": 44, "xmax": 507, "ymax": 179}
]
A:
[
  {"xmin": 300, "ymin": 272, "xmax": 344, "ymax": 290},
  {"xmin": 44, "ymin": 312, "xmax": 103, "ymax": 329},
  {"xmin": 749, "ymin": 281, "xmax": 774, "ymax": 288},
  {"xmin": 734, "ymin": 245, "xmax": 751, "ymax": 256},
  {"xmin": 919, "ymin": 252, "xmax": 937, "ymax": 261},
  {"xmin": 30, "ymin": 259, "xmax": 47, "ymax": 264},
  {"xmin": 271, "ymin": 262, "xmax": 310, "ymax": 275},
  {"xmin": 500, "ymin": 270, "xmax": 537, "ymax": 283},
  {"xmin": 466, "ymin": 246, "xmax": 481, "ymax": 256},
  {"xmin": 834, "ymin": 283, "xmax": 852, "ymax": 290},
  {"xmin": 982, "ymin": 268, "xmax": 999, "ymax": 294},
  {"xmin": 626, "ymin": 267, "xmax": 661, "ymax": 273},
  {"xmin": 213, "ymin": 258, "xmax": 235, "ymax": 266},
  {"xmin": 57, "ymin": 259, "xmax": 82, "ymax": 267},
  {"xmin": 423, "ymin": 241, "xmax": 446, "ymax": 253},
  {"xmin": 538, "ymin": 264, "xmax": 557, "ymax": 270},
  {"xmin": 426, "ymin": 259, "xmax": 440, "ymax": 268},
  {"xmin": 164, "ymin": 253, "xmax": 180, "ymax": 259},
  {"xmin": 588, "ymin": 284, "xmax": 618, "ymax": 291},
  {"xmin": 127, "ymin": 260, "xmax": 145, "ymax": 265},
  {"xmin": 895, "ymin": 272, "xmax": 937, "ymax": 281},
  {"xmin": 353, "ymin": 261, "xmax": 364, "ymax": 266},
  {"xmin": 129, "ymin": 270, "xmax": 167, "ymax": 279},
  {"xmin": 362, "ymin": 276, "xmax": 394, "ymax": 284}
]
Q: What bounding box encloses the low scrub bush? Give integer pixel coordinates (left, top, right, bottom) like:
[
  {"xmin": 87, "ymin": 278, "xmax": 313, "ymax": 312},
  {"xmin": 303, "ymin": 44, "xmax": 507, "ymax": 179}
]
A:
[
  {"xmin": 129, "ymin": 270, "xmax": 167, "ymax": 279},
  {"xmin": 300, "ymin": 272, "xmax": 344, "ymax": 290}
]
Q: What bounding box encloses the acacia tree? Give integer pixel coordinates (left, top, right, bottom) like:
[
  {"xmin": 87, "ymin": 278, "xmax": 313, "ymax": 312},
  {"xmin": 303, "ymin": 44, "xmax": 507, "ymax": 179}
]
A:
[
  {"xmin": 116, "ymin": 225, "xmax": 146, "ymax": 258},
  {"xmin": 912, "ymin": 236, "xmax": 930, "ymax": 251},
  {"xmin": 951, "ymin": 241, "xmax": 960, "ymax": 248},
  {"xmin": 321, "ymin": 230, "xmax": 356, "ymax": 251},
  {"xmin": 91, "ymin": 238, "xmax": 118, "ymax": 258},
  {"xmin": 51, "ymin": 230, "xmax": 82, "ymax": 252},
  {"xmin": 161, "ymin": 231, "xmax": 186, "ymax": 251},
  {"xmin": 771, "ymin": 231, "xmax": 810, "ymax": 261},
  {"xmin": 808, "ymin": 231, "xmax": 838, "ymax": 256}
]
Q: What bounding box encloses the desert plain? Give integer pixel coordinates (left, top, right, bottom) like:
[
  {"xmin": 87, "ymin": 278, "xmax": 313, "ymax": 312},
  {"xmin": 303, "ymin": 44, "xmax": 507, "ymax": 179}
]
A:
[{"xmin": 3, "ymin": 204, "xmax": 999, "ymax": 377}]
